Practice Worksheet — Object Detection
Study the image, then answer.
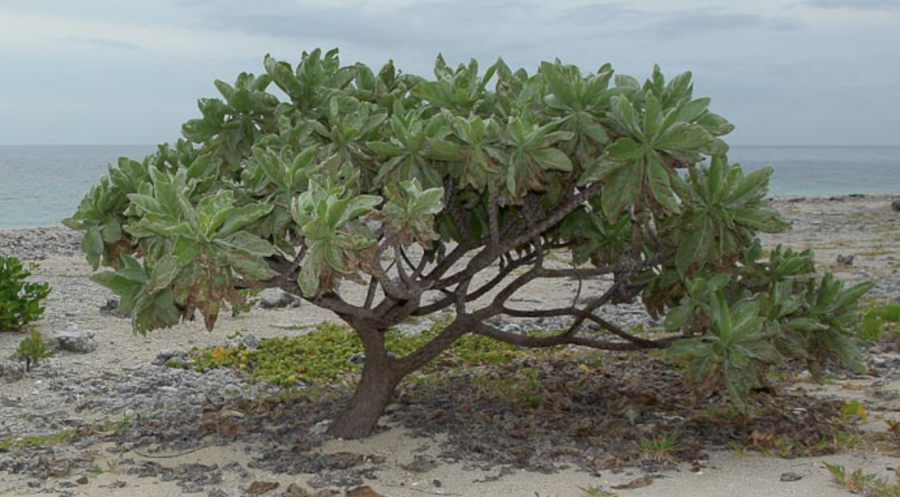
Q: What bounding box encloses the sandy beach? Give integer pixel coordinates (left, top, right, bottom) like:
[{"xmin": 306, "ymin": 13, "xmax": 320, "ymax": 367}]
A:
[{"xmin": 1, "ymin": 194, "xmax": 899, "ymax": 497}]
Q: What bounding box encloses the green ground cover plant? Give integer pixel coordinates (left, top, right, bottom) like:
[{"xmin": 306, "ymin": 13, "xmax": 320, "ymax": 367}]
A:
[
  {"xmin": 861, "ymin": 304, "xmax": 900, "ymax": 342},
  {"xmin": 179, "ymin": 321, "xmax": 541, "ymax": 387}
]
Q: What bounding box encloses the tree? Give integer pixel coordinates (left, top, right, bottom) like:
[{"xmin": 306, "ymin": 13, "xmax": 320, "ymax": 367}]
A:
[{"xmin": 65, "ymin": 49, "xmax": 872, "ymax": 439}]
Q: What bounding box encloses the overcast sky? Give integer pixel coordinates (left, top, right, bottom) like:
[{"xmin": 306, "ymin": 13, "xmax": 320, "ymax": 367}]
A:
[{"xmin": 0, "ymin": 0, "xmax": 897, "ymax": 146}]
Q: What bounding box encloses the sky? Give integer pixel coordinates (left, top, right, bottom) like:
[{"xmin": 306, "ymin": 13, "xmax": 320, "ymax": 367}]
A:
[{"xmin": 0, "ymin": 0, "xmax": 898, "ymax": 146}]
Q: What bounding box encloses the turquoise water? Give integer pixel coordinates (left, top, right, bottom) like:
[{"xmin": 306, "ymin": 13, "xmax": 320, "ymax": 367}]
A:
[
  {"xmin": 728, "ymin": 146, "xmax": 900, "ymax": 199},
  {"xmin": 0, "ymin": 145, "xmax": 156, "ymax": 230},
  {"xmin": 1, "ymin": 145, "xmax": 898, "ymax": 229}
]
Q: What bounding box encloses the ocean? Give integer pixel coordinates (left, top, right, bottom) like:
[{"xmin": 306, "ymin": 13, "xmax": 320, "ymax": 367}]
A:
[{"xmin": 0, "ymin": 145, "xmax": 898, "ymax": 230}]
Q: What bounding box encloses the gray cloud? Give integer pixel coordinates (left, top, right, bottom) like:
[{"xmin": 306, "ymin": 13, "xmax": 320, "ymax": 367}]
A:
[
  {"xmin": 62, "ymin": 37, "xmax": 143, "ymax": 51},
  {"xmin": 1, "ymin": 1, "xmax": 898, "ymax": 145},
  {"xmin": 803, "ymin": 0, "xmax": 900, "ymax": 10},
  {"xmin": 649, "ymin": 10, "xmax": 801, "ymax": 37}
]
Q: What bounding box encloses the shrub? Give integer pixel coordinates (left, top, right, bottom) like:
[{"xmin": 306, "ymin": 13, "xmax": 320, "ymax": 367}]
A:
[
  {"xmin": 0, "ymin": 255, "xmax": 51, "ymax": 331},
  {"xmin": 64, "ymin": 49, "xmax": 871, "ymax": 439},
  {"xmin": 14, "ymin": 329, "xmax": 55, "ymax": 372}
]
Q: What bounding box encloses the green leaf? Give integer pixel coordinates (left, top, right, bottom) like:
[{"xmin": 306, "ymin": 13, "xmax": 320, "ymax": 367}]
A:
[
  {"xmin": 606, "ymin": 137, "xmax": 645, "ymax": 161},
  {"xmin": 221, "ymin": 231, "xmax": 277, "ymax": 258},
  {"xmin": 600, "ymin": 162, "xmax": 642, "ymax": 220},
  {"xmin": 833, "ymin": 281, "xmax": 876, "ymax": 311},
  {"xmin": 664, "ymin": 304, "xmax": 693, "ymax": 331},
  {"xmin": 610, "ymin": 96, "xmax": 643, "ymax": 139},
  {"xmin": 676, "ymin": 221, "xmax": 714, "ymax": 275},
  {"xmin": 298, "ymin": 256, "xmax": 323, "ymax": 297},
  {"xmin": 127, "ymin": 194, "xmax": 164, "ymax": 216},
  {"xmin": 576, "ymin": 112, "xmax": 608, "ymax": 144},
  {"xmin": 148, "ymin": 254, "xmax": 180, "ymax": 293},
  {"xmin": 217, "ymin": 203, "xmax": 273, "ymax": 238},
  {"xmin": 784, "ymin": 317, "xmax": 829, "ymax": 332},
  {"xmin": 654, "ymin": 123, "xmax": 712, "ymax": 152},
  {"xmin": 82, "ymin": 227, "xmax": 103, "ymax": 269},
  {"xmin": 647, "ymin": 155, "xmax": 679, "ymax": 213},
  {"xmin": 731, "ymin": 166, "xmax": 773, "ymax": 204},
  {"xmin": 643, "ymin": 93, "xmax": 663, "ymax": 140},
  {"xmin": 534, "ymin": 148, "xmax": 573, "ymax": 172},
  {"xmin": 540, "ymin": 61, "xmax": 577, "ymax": 109},
  {"xmin": 367, "ymin": 141, "xmax": 405, "ymax": 157},
  {"xmin": 675, "ymin": 97, "xmax": 710, "ymax": 123}
]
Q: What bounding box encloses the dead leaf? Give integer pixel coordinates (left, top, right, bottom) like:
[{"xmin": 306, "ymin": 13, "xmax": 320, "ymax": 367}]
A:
[
  {"xmin": 612, "ymin": 475, "xmax": 653, "ymax": 489},
  {"xmin": 284, "ymin": 483, "xmax": 310, "ymax": 497},
  {"xmin": 749, "ymin": 430, "xmax": 775, "ymax": 448},
  {"xmin": 311, "ymin": 490, "xmax": 340, "ymax": 497},
  {"xmin": 246, "ymin": 481, "xmax": 280, "ymax": 495},
  {"xmin": 345, "ymin": 485, "xmax": 389, "ymax": 497}
]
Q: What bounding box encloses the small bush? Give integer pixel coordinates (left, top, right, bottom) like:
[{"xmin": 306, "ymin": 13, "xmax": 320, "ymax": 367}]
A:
[
  {"xmin": 0, "ymin": 256, "xmax": 51, "ymax": 331},
  {"xmin": 14, "ymin": 329, "xmax": 55, "ymax": 371}
]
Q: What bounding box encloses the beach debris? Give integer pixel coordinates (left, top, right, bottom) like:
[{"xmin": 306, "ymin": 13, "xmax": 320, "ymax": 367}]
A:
[
  {"xmin": 56, "ymin": 323, "xmax": 98, "ymax": 353},
  {"xmin": 836, "ymin": 254, "xmax": 855, "ymax": 266},
  {"xmin": 259, "ymin": 288, "xmax": 301, "ymax": 309},
  {"xmin": 245, "ymin": 480, "xmax": 280, "ymax": 494},
  {"xmin": 400, "ymin": 454, "xmax": 438, "ymax": 473},
  {"xmin": 612, "ymin": 475, "xmax": 653, "ymax": 489},
  {"xmin": 780, "ymin": 472, "xmax": 803, "ymax": 482},
  {"xmin": 346, "ymin": 485, "xmax": 389, "ymax": 497},
  {"xmin": 98, "ymin": 298, "xmax": 129, "ymax": 318}
]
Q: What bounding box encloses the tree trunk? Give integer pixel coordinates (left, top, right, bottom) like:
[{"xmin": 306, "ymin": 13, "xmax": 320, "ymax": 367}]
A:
[
  {"xmin": 327, "ymin": 317, "xmax": 470, "ymax": 439},
  {"xmin": 328, "ymin": 357, "xmax": 405, "ymax": 439}
]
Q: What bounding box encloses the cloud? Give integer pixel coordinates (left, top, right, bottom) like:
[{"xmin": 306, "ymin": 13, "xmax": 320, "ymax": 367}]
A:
[
  {"xmin": 649, "ymin": 9, "xmax": 801, "ymax": 36},
  {"xmin": 803, "ymin": 0, "xmax": 900, "ymax": 10},
  {"xmin": 61, "ymin": 36, "xmax": 143, "ymax": 51}
]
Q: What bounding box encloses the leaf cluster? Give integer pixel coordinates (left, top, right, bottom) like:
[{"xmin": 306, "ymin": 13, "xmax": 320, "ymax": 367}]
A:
[
  {"xmin": 0, "ymin": 256, "xmax": 51, "ymax": 332},
  {"xmin": 664, "ymin": 241, "xmax": 873, "ymax": 408}
]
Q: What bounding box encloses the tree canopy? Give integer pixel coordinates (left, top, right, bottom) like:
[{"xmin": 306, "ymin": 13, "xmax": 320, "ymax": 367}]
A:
[{"xmin": 65, "ymin": 49, "xmax": 872, "ymax": 439}]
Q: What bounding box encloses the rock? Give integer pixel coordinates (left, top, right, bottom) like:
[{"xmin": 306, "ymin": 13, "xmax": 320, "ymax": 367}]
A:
[
  {"xmin": 98, "ymin": 298, "xmax": 129, "ymax": 318},
  {"xmin": 780, "ymin": 472, "xmax": 803, "ymax": 482},
  {"xmin": 0, "ymin": 361, "xmax": 26, "ymax": 381},
  {"xmin": 56, "ymin": 324, "xmax": 98, "ymax": 353},
  {"xmin": 259, "ymin": 289, "xmax": 301, "ymax": 309},
  {"xmin": 151, "ymin": 350, "xmax": 191, "ymax": 367},
  {"xmin": 225, "ymin": 333, "xmax": 259, "ymax": 351},
  {"xmin": 836, "ymin": 254, "xmax": 855, "ymax": 266},
  {"xmin": 892, "ymin": 200, "xmax": 900, "ymax": 212}
]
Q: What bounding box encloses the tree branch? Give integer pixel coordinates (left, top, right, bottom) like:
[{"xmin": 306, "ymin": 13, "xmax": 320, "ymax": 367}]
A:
[{"xmin": 472, "ymin": 322, "xmax": 676, "ymax": 351}]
